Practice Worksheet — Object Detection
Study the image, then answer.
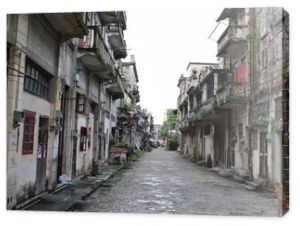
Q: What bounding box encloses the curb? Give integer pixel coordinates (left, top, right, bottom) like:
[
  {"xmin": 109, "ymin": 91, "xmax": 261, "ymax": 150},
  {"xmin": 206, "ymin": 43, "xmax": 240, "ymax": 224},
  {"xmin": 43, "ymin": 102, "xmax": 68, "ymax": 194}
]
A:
[
  {"xmin": 19, "ymin": 164, "xmax": 126, "ymax": 211},
  {"xmin": 176, "ymin": 152, "xmax": 277, "ymax": 194},
  {"xmin": 80, "ymin": 165, "xmax": 124, "ymax": 201}
]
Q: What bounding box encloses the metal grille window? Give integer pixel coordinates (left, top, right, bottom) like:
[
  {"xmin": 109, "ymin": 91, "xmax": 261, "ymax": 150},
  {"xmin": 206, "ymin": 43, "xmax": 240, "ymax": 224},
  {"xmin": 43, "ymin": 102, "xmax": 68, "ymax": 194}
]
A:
[
  {"xmin": 24, "ymin": 58, "xmax": 51, "ymax": 100},
  {"xmin": 22, "ymin": 111, "xmax": 36, "ymax": 154}
]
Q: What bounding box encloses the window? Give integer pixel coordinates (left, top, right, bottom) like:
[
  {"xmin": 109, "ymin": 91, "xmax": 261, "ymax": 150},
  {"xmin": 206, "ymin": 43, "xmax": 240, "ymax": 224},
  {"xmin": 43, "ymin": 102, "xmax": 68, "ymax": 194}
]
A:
[
  {"xmin": 76, "ymin": 93, "xmax": 86, "ymax": 114},
  {"xmin": 80, "ymin": 127, "xmax": 87, "ymax": 152},
  {"xmin": 257, "ymin": 101, "xmax": 270, "ymax": 118},
  {"xmin": 24, "ymin": 58, "xmax": 51, "ymax": 100},
  {"xmin": 22, "ymin": 111, "xmax": 36, "ymax": 154}
]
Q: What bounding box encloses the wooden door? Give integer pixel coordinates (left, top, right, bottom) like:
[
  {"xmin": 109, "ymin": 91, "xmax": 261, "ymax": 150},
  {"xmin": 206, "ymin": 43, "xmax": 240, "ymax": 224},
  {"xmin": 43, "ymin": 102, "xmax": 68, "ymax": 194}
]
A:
[
  {"xmin": 35, "ymin": 117, "xmax": 49, "ymax": 194},
  {"xmin": 259, "ymin": 132, "xmax": 268, "ymax": 178}
]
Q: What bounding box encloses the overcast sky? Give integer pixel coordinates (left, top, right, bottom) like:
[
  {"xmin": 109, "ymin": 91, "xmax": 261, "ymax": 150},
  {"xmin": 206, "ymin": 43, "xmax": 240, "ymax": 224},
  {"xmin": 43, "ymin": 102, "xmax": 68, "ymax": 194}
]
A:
[{"xmin": 123, "ymin": 9, "xmax": 228, "ymax": 124}]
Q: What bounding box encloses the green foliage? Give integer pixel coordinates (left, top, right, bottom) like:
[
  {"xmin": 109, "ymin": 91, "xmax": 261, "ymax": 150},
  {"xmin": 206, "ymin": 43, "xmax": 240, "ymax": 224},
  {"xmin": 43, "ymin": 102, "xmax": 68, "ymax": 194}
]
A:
[
  {"xmin": 126, "ymin": 149, "xmax": 144, "ymax": 165},
  {"xmin": 167, "ymin": 131, "xmax": 179, "ymax": 142},
  {"xmin": 162, "ymin": 109, "xmax": 178, "ymax": 138},
  {"xmin": 167, "ymin": 131, "xmax": 179, "ymax": 150},
  {"xmin": 124, "ymin": 102, "xmax": 134, "ymax": 112},
  {"xmin": 127, "ymin": 145, "xmax": 135, "ymax": 156},
  {"xmin": 109, "ymin": 138, "xmax": 118, "ymax": 145}
]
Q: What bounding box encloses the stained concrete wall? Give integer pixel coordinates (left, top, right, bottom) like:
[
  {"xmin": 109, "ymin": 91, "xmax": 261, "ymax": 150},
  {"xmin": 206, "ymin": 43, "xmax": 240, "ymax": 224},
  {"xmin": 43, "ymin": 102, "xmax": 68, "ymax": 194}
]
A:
[
  {"xmin": 7, "ymin": 14, "xmax": 61, "ymax": 207},
  {"xmin": 27, "ymin": 15, "xmax": 59, "ymax": 75},
  {"xmin": 76, "ymin": 114, "xmax": 87, "ymax": 176}
]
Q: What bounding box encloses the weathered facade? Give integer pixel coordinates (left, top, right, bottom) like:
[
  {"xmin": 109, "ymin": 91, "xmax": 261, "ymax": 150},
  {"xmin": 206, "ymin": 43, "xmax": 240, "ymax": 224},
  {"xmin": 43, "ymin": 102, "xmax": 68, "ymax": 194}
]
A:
[
  {"xmin": 7, "ymin": 13, "xmax": 89, "ymax": 209},
  {"xmin": 177, "ymin": 8, "xmax": 289, "ymax": 213},
  {"xmin": 6, "ymin": 11, "xmax": 152, "ymax": 209}
]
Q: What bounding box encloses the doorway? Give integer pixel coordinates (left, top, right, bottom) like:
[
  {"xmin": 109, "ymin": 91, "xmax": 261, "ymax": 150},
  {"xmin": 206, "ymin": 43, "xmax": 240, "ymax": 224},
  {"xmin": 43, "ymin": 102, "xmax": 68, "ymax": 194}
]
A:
[
  {"xmin": 259, "ymin": 132, "xmax": 268, "ymax": 178},
  {"xmin": 57, "ymin": 85, "xmax": 69, "ymax": 182},
  {"xmin": 35, "ymin": 117, "xmax": 49, "ymax": 194}
]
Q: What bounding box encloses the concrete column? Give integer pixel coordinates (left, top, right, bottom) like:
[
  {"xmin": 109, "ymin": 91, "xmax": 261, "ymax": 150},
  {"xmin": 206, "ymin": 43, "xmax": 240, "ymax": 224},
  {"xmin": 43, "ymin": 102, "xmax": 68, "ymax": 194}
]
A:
[
  {"xmin": 7, "ymin": 14, "xmax": 29, "ymax": 209},
  {"xmin": 104, "ymin": 94, "xmax": 112, "ymax": 161}
]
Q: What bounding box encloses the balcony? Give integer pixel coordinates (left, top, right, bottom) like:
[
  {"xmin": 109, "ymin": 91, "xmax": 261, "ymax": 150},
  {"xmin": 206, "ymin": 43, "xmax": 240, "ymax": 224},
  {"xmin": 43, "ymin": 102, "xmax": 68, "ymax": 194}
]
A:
[
  {"xmin": 217, "ymin": 25, "xmax": 248, "ymax": 58},
  {"xmin": 105, "ymin": 73, "xmax": 125, "ymax": 100},
  {"xmin": 178, "ymin": 94, "xmax": 188, "ymax": 109},
  {"xmin": 216, "ymin": 83, "xmax": 246, "ymax": 108},
  {"xmin": 107, "ymin": 24, "xmax": 127, "ymax": 60},
  {"xmin": 178, "ymin": 117, "xmax": 189, "ymax": 131},
  {"xmin": 78, "ymin": 26, "xmax": 116, "ymax": 80},
  {"xmin": 186, "ymin": 81, "xmax": 198, "ymax": 96},
  {"xmin": 177, "ymin": 94, "xmax": 182, "ymax": 107},
  {"xmin": 201, "ymin": 98, "xmax": 215, "ymax": 116},
  {"xmin": 99, "ymin": 11, "xmax": 127, "ymax": 29},
  {"xmin": 45, "ymin": 13, "xmax": 88, "ymax": 40}
]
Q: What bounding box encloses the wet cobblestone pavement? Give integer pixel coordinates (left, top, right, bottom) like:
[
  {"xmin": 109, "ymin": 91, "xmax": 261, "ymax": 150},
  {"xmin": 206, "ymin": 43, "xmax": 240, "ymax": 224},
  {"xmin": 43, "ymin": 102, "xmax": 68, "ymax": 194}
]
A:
[{"xmin": 73, "ymin": 148, "xmax": 279, "ymax": 216}]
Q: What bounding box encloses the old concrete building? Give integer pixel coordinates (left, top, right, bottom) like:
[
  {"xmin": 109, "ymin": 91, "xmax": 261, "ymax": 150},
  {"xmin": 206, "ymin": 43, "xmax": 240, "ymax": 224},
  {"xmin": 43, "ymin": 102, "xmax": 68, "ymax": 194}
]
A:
[
  {"xmin": 76, "ymin": 12, "xmax": 128, "ymax": 169},
  {"xmin": 177, "ymin": 8, "xmax": 289, "ymax": 212},
  {"xmin": 216, "ymin": 8, "xmax": 288, "ymax": 188},
  {"xmin": 7, "ymin": 13, "xmax": 89, "ymax": 208},
  {"xmin": 6, "ymin": 11, "xmax": 149, "ymax": 209}
]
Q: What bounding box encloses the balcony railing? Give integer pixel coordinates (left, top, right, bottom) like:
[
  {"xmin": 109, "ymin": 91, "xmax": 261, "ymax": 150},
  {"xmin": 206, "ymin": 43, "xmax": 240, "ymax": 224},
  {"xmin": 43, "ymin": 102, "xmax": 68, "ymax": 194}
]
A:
[
  {"xmin": 177, "ymin": 93, "xmax": 188, "ymax": 107},
  {"xmin": 217, "ymin": 25, "xmax": 248, "ymax": 57},
  {"xmin": 107, "ymin": 24, "xmax": 127, "ymax": 60},
  {"xmin": 99, "ymin": 11, "xmax": 127, "ymax": 29},
  {"xmin": 108, "ymin": 24, "xmax": 124, "ymax": 37},
  {"xmin": 216, "ymin": 82, "xmax": 246, "ymax": 107},
  {"xmin": 106, "ymin": 73, "xmax": 125, "ymax": 100},
  {"xmin": 178, "ymin": 116, "xmax": 189, "ymax": 130},
  {"xmin": 201, "ymin": 98, "xmax": 215, "ymax": 116},
  {"xmin": 79, "ymin": 26, "xmax": 116, "ymax": 76}
]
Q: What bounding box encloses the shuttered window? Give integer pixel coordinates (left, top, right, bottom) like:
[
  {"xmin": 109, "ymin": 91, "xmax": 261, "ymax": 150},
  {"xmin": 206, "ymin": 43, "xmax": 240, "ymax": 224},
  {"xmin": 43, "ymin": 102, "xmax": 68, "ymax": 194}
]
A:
[{"xmin": 22, "ymin": 111, "xmax": 36, "ymax": 154}]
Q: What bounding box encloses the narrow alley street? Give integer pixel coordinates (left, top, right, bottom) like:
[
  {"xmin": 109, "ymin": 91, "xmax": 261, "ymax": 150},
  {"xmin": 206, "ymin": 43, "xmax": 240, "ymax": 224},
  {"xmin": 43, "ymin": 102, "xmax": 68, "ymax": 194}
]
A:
[
  {"xmin": 6, "ymin": 9, "xmax": 289, "ymax": 217},
  {"xmin": 72, "ymin": 148, "xmax": 278, "ymax": 216}
]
